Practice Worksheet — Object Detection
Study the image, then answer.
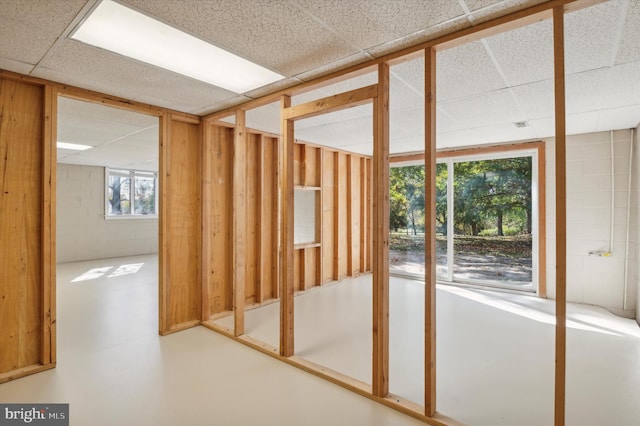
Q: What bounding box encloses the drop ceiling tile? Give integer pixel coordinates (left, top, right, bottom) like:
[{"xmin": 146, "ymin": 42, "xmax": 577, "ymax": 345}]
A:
[
  {"xmin": 124, "ymin": 0, "xmax": 358, "ymax": 76},
  {"xmin": 58, "ymin": 97, "xmax": 158, "ymax": 128},
  {"xmin": 35, "ymin": 40, "xmax": 239, "ymax": 113},
  {"xmin": 391, "ymin": 57, "xmax": 424, "ymax": 95},
  {"xmin": 564, "ymin": 0, "xmax": 622, "ymax": 74},
  {"xmin": 293, "ymin": 0, "xmax": 464, "ymax": 50},
  {"xmin": 365, "ymin": 17, "xmax": 470, "ymax": 58},
  {"xmin": 244, "ymin": 77, "xmax": 302, "ymax": 100},
  {"xmin": 246, "ymin": 103, "xmax": 281, "ymax": 134},
  {"xmin": 295, "ymin": 52, "xmax": 371, "ymax": 81},
  {"xmin": 391, "ymin": 107, "xmax": 424, "ymax": 139},
  {"xmin": 565, "ymin": 68, "xmax": 610, "ymax": 114},
  {"xmin": 390, "ymin": 76, "xmax": 424, "ymax": 112},
  {"xmin": 190, "ymin": 96, "xmax": 253, "ymax": 116},
  {"xmin": 462, "ymin": 0, "xmax": 504, "ymax": 12},
  {"xmin": 469, "ymin": 0, "xmax": 548, "ymax": 25},
  {"xmin": 333, "ymin": 143, "xmax": 372, "ymax": 156},
  {"xmin": 436, "ymin": 40, "xmax": 506, "ymax": 101},
  {"xmin": 566, "ymin": 111, "xmax": 601, "ymax": 135},
  {"xmin": 390, "ymin": 135, "xmax": 425, "ymax": 155},
  {"xmin": 484, "ymin": 19, "xmax": 553, "ymax": 86},
  {"xmin": 615, "ymin": 0, "xmax": 640, "ymax": 64},
  {"xmin": 600, "ymin": 61, "xmax": 640, "ymax": 109},
  {"xmin": 0, "ymin": 0, "xmax": 86, "ymax": 64},
  {"xmin": 0, "ymin": 57, "xmax": 34, "ymax": 75},
  {"xmin": 436, "ymin": 128, "xmax": 478, "ymax": 149},
  {"xmin": 296, "ymin": 115, "xmax": 373, "ymax": 148},
  {"xmin": 526, "ymin": 117, "xmax": 555, "ymax": 138},
  {"xmin": 292, "ymin": 72, "xmax": 377, "ymax": 105},
  {"xmin": 296, "ymin": 104, "xmax": 372, "ymax": 130},
  {"xmin": 596, "ymin": 105, "xmax": 640, "ymax": 132},
  {"xmin": 510, "ymin": 79, "xmax": 554, "ymax": 120},
  {"xmin": 438, "ymin": 89, "xmax": 524, "ymax": 128}
]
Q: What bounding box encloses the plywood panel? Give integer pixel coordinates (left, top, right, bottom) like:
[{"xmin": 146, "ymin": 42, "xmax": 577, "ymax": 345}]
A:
[
  {"xmin": 162, "ymin": 117, "xmax": 201, "ymax": 330},
  {"xmin": 0, "ymin": 79, "xmax": 43, "ymax": 375},
  {"xmin": 322, "ymin": 150, "xmax": 335, "ymax": 282},
  {"xmin": 208, "ymin": 125, "xmax": 233, "ymax": 314}
]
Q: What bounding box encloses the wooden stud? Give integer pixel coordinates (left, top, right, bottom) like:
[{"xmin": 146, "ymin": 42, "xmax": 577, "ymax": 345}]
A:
[
  {"xmin": 282, "ymin": 85, "xmax": 378, "ymax": 121},
  {"xmin": 42, "ymin": 85, "xmax": 57, "ymax": 366},
  {"xmin": 201, "ymin": 120, "xmax": 212, "ymax": 321},
  {"xmin": 538, "ymin": 144, "xmax": 548, "ymax": 298},
  {"xmin": 158, "ymin": 113, "xmax": 171, "ymax": 334},
  {"xmin": 372, "ymin": 62, "xmax": 390, "ymax": 397},
  {"xmin": 553, "ymin": 6, "xmax": 567, "ymax": 426},
  {"xmin": 256, "ymin": 135, "xmax": 266, "ymax": 303},
  {"xmin": 347, "ymin": 155, "xmax": 354, "ymax": 276},
  {"xmin": 333, "ymin": 152, "xmax": 340, "ymax": 280},
  {"xmin": 359, "ymin": 157, "xmax": 367, "ymax": 273},
  {"xmin": 280, "ymin": 95, "xmax": 295, "ymax": 357},
  {"xmin": 233, "ymin": 110, "xmax": 247, "ymax": 337},
  {"xmin": 424, "ymin": 47, "xmax": 438, "ymax": 417},
  {"xmin": 317, "ymin": 150, "xmax": 324, "ymax": 285}
]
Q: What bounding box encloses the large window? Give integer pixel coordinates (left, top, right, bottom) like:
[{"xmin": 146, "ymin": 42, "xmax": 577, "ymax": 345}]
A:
[
  {"xmin": 389, "ymin": 145, "xmax": 542, "ymax": 293},
  {"xmin": 105, "ymin": 168, "xmax": 157, "ymax": 218}
]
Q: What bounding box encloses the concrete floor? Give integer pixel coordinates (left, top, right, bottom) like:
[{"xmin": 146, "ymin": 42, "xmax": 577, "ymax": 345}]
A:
[{"xmin": 1, "ymin": 255, "xmax": 639, "ymax": 425}]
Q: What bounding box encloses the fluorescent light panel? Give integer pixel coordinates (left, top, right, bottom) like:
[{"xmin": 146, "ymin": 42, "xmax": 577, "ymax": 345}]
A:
[
  {"xmin": 71, "ymin": 0, "xmax": 284, "ymax": 93},
  {"xmin": 57, "ymin": 142, "xmax": 93, "ymax": 151}
]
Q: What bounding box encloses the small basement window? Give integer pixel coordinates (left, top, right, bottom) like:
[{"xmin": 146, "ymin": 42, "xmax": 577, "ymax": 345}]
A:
[{"xmin": 105, "ymin": 168, "xmax": 158, "ymax": 218}]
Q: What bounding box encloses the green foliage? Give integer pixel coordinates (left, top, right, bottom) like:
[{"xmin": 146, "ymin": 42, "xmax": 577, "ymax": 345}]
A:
[{"xmin": 389, "ymin": 156, "xmax": 532, "ymax": 237}]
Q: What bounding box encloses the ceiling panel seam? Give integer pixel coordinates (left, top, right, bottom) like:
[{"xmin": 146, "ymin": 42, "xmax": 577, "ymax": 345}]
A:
[{"xmin": 30, "ymin": 0, "xmax": 99, "ymax": 76}]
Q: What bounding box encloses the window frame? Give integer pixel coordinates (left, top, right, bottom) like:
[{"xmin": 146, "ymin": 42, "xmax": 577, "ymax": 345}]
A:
[{"xmin": 104, "ymin": 167, "xmax": 159, "ymax": 220}]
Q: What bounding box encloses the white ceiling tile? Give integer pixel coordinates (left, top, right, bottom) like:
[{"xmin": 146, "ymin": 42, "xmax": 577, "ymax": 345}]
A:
[
  {"xmin": 566, "ymin": 111, "xmax": 602, "ymax": 135},
  {"xmin": 565, "ymin": 68, "xmax": 610, "ymax": 114},
  {"xmin": 391, "ymin": 107, "xmax": 424, "ymax": 140},
  {"xmin": 596, "ymin": 105, "xmax": 640, "ymax": 131},
  {"xmin": 365, "ymin": 17, "xmax": 470, "ymax": 58},
  {"xmin": 0, "ymin": 0, "xmax": 86, "ymax": 64},
  {"xmin": 439, "ymin": 89, "xmax": 525, "ymax": 128},
  {"xmin": 564, "ymin": 0, "xmax": 623, "ymax": 74},
  {"xmin": 244, "ymin": 77, "xmax": 303, "ymax": 100},
  {"xmin": 390, "ymin": 76, "xmax": 424, "ymax": 111},
  {"xmin": 391, "ymin": 57, "xmax": 424, "ymax": 95},
  {"xmin": 0, "ymin": 57, "xmax": 34, "ymax": 75},
  {"xmin": 615, "ymin": 0, "xmax": 640, "ymax": 64},
  {"xmin": 292, "ymin": 52, "xmax": 372, "ymax": 82},
  {"xmin": 34, "ymin": 40, "xmax": 239, "ymax": 113},
  {"xmin": 296, "ymin": 114, "xmax": 373, "ymax": 148},
  {"xmin": 437, "ymin": 40, "xmax": 506, "ymax": 101},
  {"xmin": 510, "ymin": 79, "xmax": 554, "ymax": 120},
  {"xmin": 526, "ymin": 117, "xmax": 555, "ymax": 139},
  {"xmin": 436, "ymin": 128, "xmax": 478, "ymax": 149},
  {"xmin": 123, "ymin": 0, "xmax": 358, "ymax": 76},
  {"xmin": 462, "ymin": 0, "xmax": 504, "ymax": 12},
  {"xmin": 58, "ymin": 97, "xmax": 158, "ymax": 128},
  {"xmin": 390, "ymin": 135, "xmax": 425, "ymax": 155},
  {"xmin": 600, "ymin": 61, "xmax": 640, "ymax": 109},
  {"xmin": 469, "ymin": 0, "xmax": 548, "ymax": 24},
  {"xmin": 292, "ymin": 72, "xmax": 377, "ymax": 105},
  {"xmin": 296, "ymin": 104, "xmax": 372, "ymax": 130},
  {"xmin": 293, "ymin": 0, "xmax": 465, "ymax": 50},
  {"xmin": 246, "ymin": 103, "xmax": 281, "ymax": 134},
  {"xmin": 484, "ymin": 19, "xmax": 553, "ymax": 86},
  {"xmin": 331, "ymin": 143, "xmax": 372, "ymax": 156},
  {"xmin": 190, "ymin": 96, "xmax": 253, "ymax": 116}
]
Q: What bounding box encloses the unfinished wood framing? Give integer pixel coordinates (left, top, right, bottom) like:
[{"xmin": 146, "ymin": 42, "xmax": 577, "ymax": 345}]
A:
[
  {"xmin": 424, "ymin": 47, "xmax": 437, "ymax": 417},
  {"xmin": 372, "ymin": 62, "xmax": 390, "ymax": 398},
  {"xmin": 0, "ymin": 0, "xmax": 589, "ymax": 422},
  {"xmin": 553, "ymin": 6, "xmax": 567, "ymax": 426},
  {"xmin": 159, "ymin": 114, "xmax": 202, "ymax": 335},
  {"xmin": 280, "ymin": 95, "xmax": 295, "ymax": 357}
]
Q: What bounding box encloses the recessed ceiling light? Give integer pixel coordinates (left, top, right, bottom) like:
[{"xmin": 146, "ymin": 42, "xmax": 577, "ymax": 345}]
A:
[
  {"xmin": 70, "ymin": 0, "xmax": 284, "ymax": 93},
  {"xmin": 57, "ymin": 142, "xmax": 93, "ymax": 151}
]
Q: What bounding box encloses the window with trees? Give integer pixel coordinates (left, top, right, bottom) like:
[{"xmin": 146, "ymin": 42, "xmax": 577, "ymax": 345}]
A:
[
  {"xmin": 105, "ymin": 168, "xmax": 157, "ymax": 217},
  {"xmin": 389, "ymin": 148, "xmax": 540, "ymax": 292}
]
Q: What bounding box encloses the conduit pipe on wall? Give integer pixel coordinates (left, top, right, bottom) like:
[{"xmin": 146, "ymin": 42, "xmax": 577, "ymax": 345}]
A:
[
  {"xmin": 623, "ymin": 128, "xmax": 634, "ymax": 311},
  {"xmin": 610, "ymin": 130, "xmax": 615, "ymax": 255}
]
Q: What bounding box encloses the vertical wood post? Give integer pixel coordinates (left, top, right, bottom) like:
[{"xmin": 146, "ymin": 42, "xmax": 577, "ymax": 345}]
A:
[
  {"xmin": 201, "ymin": 120, "xmax": 212, "ymax": 321},
  {"xmin": 280, "ymin": 96, "xmax": 295, "ymax": 357},
  {"xmin": 553, "ymin": 6, "xmax": 567, "ymax": 426},
  {"xmin": 372, "ymin": 62, "xmax": 390, "ymax": 397},
  {"xmin": 42, "ymin": 85, "xmax": 57, "ymax": 365},
  {"xmin": 424, "ymin": 47, "xmax": 437, "ymax": 417},
  {"xmin": 158, "ymin": 113, "xmax": 171, "ymax": 334},
  {"xmin": 233, "ymin": 110, "xmax": 247, "ymax": 336}
]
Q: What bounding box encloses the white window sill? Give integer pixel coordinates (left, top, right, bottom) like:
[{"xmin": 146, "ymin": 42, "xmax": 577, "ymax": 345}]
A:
[{"xmin": 104, "ymin": 214, "xmax": 158, "ymax": 220}]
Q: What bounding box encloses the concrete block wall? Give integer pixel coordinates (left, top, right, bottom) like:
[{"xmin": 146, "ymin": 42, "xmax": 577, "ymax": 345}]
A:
[
  {"xmin": 294, "ymin": 189, "xmax": 316, "ymax": 244},
  {"xmin": 546, "ymin": 129, "xmax": 637, "ymax": 317},
  {"xmin": 57, "ymin": 164, "xmax": 158, "ymax": 263}
]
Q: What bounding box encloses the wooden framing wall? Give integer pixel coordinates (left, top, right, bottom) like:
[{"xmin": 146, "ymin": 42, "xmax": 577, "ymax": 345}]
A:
[
  {"xmin": 1, "ymin": 0, "xmax": 594, "ymax": 422},
  {"xmin": 0, "ymin": 78, "xmax": 54, "ymax": 383},
  {"xmin": 159, "ymin": 114, "xmax": 202, "ymax": 335}
]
